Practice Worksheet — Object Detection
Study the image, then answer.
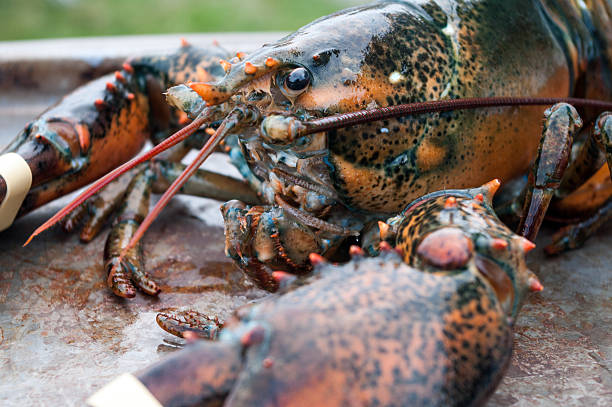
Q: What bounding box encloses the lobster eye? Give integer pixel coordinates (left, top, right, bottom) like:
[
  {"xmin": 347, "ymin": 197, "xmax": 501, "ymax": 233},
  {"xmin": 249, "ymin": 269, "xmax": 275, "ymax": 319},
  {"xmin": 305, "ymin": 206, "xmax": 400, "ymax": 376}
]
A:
[{"xmin": 283, "ymin": 67, "xmax": 310, "ymax": 96}]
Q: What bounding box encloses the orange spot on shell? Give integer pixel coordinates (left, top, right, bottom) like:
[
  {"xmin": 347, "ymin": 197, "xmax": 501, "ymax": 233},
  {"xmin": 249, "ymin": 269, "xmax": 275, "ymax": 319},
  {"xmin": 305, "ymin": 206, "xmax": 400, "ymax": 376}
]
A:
[
  {"xmin": 349, "ymin": 245, "xmax": 364, "ymax": 257},
  {"xmin": 180, "ymin": 37, "xmax": 191, "ymax": 47},
  {"xmin": 219, "ymin": 59, "xmax": 232, "ymax": 73},
  {"xmin": 265, "ymin": 57, "xmax": 279, "ymax": 68},
  {"xmin": 444, "ymin": 196, "xmax": 457, "ymax": 209},
  {"xmin": 122, "ymin": 62, "xmax": 134, "ymax": 73},
  {"xmin": 309, "ymin": 253, "xmax": 326, "ymax": 266},
  {"xmin": 521, "ymin": 237, "xmax": 536, "ymax": 253},
  {"xmin": 188, "ymin": 82, "xmax": 230, "ymax": 104},
  {"xmin": 75, "ymin": 123, "xmax": 91, "ymax": 152},
  {"xmin": 379, "ymin": 241, "xmax": 392, "ymax": 252},
  {"xmin": 236, "ymin": 51, "xmax": 247, "ymax": 60},
  {"xmin": 34, "ymin": 133, "xmax": 47, "ymax": 143},
  {"xmin": 244, "ymin": 62, "xmax": 257, "ymax": 75},
  {"xmin": 126, "ymin": 93, "xmax": 135, "ymax": 101},
  {"xmin": 205, "ymin": 127, "xmax": 216, "ymax": 136},
  {"xmin": 94, "ymin": 99, "xmax": 105, "ymax": 108},
  {"xmin": 106, "ymin": 82, "xmax": 116, "ymax": 92},
  {"xmin": 262, "ymin": 358, "xmax": 274, "ymax": 368},
  {"xmin": 491, "ymin": 238, "xmax": 508, "ymax": 250},
  {"xmin": 474, "ymin": 193, "xmax": 484, "ymax": 202},
  {"xmin": 528, "ymin": 276, "xmax": 543, "ymax": 292},
  {"xmin": 272, "ymin": 271, "xmax": 292, "ymax": 283},
  {"xmin": 114, "ymin": 71, "xmax": 126, "ymax": 83}
]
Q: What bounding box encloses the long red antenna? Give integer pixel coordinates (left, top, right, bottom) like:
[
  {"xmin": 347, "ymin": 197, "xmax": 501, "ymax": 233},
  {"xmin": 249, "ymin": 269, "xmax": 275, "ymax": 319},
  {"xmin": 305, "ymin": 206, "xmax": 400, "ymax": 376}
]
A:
[
  {"xmin": 119, "ymin": 107, "xmax": 257, "ymax": 255},
  {"xmin": 23, "ymin": 109, "xmax": 214, "ymax": 246},
  {"xmin": 298, "ymin": 97, "xmax": 612, "ymax": 135}
]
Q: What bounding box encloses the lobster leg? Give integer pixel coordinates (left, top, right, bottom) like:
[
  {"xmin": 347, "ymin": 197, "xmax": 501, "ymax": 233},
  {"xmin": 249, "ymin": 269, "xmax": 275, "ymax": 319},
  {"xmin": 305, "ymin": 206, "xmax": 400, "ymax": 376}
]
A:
[
  {"xmin": 556, "ymin": 124, "xmax": 608, "ymax": 198},
  {"xmin": 516, "ymin": 104, "xmax": 612, "ymax": 249},
  {"xmin": 545, "ymin": 197, "xmax": 612, "ymax": 254},
  {"xmin": 517, "ymin": 103, "xmax": 583, "ymax": 240},
  {"xmin": 62, "ymin": 169, "xmax": 137, "ymax": 241},
  {"xmin": 543, "ymin": 112, "xmax": 612, "ymax": 253},
  {"xmin": 104, "ymin": 166, "xmax": 159, "ymax": 298},
  {"xmin": 593, "ymin": 112, "xmax": 612, "ymax": 178},
  {"xmin": 98, "ymin": 156, "xmax": 259, "ymax": 297},
  {"xmin": 151, "ymin": 160, "xmax": 260, "ymax": 205}
]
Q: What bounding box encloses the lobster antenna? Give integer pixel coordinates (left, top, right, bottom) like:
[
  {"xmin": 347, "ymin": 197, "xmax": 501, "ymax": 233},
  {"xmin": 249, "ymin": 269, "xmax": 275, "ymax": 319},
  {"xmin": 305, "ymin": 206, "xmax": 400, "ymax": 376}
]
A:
[
  {"xmin": 299, "ymin": 97, "xmax": 612, "ymax": 135},
  {"xmin": 119, "ymin": 107, "xmax": 256, "ymax": 255},
  {"xmin": 23, "ymin": 109, "xmax": 215, "ymax": 246}
]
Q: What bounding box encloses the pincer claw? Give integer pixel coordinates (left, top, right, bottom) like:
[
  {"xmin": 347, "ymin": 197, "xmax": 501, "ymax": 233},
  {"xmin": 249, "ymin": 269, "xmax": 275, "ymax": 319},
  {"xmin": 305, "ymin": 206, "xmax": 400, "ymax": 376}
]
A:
[{"xmin": 156, "ymin": 310, "xmax": 222, "ymax": 340}]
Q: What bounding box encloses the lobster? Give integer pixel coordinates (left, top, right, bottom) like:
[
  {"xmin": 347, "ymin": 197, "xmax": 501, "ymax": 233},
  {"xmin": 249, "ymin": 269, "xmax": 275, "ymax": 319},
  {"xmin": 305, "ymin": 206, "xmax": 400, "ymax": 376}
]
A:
[
  {"xmin": 0, "ymin": 0, "xmax": 611, "ymax": 404},
  {"xmin": 4, "ymin": 1, "xmax": 610, "ymax": 287}
]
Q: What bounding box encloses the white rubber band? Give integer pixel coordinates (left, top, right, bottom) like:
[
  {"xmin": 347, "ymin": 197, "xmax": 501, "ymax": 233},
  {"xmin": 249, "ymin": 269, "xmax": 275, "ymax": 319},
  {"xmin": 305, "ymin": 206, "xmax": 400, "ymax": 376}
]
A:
[
  {"xmin": 0, "ymin": 153, "xmax": 32, "ymax": 232},
  {"xmin": 87, "ymin": 373, "xmax": 163, "ymax": 407}
]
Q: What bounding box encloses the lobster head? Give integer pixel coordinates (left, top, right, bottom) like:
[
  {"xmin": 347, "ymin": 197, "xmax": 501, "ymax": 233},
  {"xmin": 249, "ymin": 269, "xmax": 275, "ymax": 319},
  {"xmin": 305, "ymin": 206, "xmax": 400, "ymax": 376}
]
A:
[
  {"xmin": 178, "ymin": 2, "xmax": 408, "ymax": 113},
  {"xmin": 164, "ymin": 0, "xmax": 460, "ymax": 216}
]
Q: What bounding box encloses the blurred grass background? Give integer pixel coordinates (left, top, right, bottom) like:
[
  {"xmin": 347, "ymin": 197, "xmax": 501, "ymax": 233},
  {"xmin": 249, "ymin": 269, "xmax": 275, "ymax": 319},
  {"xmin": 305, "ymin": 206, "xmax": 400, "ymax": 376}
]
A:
[{"xmin": 1, "ymin": 0, "xmax": 363, "ymax": 40}]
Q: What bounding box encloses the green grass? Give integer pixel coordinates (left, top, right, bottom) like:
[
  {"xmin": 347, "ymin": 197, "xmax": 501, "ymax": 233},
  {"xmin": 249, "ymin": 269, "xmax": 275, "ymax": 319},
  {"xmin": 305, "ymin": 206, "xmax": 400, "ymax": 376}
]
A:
[{"xmin": 0, "ymin": 0, "xmax": 363, "ymax": 40}]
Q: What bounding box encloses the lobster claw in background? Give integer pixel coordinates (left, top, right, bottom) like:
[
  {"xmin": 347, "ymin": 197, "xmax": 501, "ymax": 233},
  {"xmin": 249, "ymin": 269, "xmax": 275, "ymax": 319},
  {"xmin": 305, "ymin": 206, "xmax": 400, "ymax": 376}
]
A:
[{"xmin": 0, "ymin": 153, "xmax": 32, "ymax": 231}]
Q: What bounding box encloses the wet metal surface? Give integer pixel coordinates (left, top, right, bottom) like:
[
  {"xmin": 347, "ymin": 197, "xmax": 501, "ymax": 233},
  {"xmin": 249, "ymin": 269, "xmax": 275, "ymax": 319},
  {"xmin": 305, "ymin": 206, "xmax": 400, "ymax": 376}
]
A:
[{"xmin": 0, "ymin": 36, "xmax": 611, "ymax": 406}]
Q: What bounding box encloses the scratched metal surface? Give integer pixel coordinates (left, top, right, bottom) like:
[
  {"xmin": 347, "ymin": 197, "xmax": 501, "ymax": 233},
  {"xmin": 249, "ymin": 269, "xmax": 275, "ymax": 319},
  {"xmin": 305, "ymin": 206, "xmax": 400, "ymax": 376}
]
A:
[{"xmin": 0, "ymin": 36, "xmax": 610, "ymax": 406}]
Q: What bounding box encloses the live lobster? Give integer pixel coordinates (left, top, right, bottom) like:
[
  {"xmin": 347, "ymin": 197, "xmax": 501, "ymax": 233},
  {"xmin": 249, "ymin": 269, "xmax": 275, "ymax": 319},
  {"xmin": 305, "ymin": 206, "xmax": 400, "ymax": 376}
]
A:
[{"xmin": 0, "ymin": 0, "xmax": 611, "ymax": 406}]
